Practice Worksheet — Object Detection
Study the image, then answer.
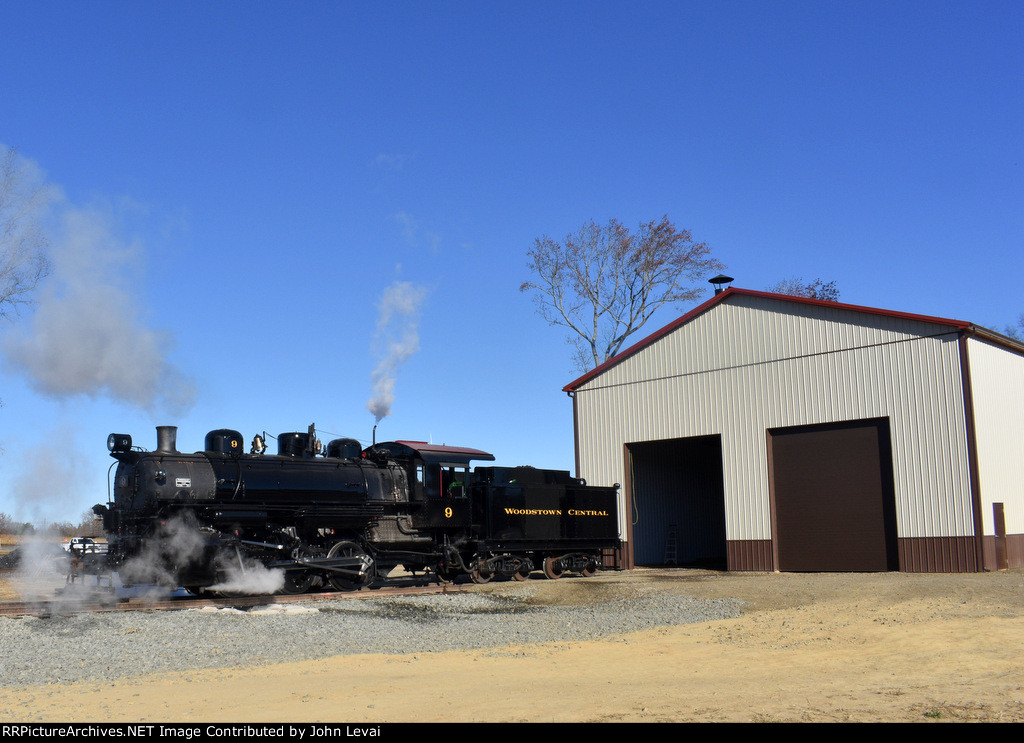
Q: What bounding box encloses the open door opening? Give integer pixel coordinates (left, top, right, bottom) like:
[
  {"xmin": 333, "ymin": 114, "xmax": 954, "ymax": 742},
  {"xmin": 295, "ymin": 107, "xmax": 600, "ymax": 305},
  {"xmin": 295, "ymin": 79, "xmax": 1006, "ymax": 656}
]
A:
[{"xmin": 626, "ymin": 435, "xmax": 727, "ymax": 568}]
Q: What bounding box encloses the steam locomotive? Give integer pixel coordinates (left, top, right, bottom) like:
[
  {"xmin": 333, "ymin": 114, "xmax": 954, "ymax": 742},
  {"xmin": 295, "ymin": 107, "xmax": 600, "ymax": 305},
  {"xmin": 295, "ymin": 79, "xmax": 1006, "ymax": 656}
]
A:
[{"xmin": 93, "ymin": 425, "xmax": 620, "ymax": 594}]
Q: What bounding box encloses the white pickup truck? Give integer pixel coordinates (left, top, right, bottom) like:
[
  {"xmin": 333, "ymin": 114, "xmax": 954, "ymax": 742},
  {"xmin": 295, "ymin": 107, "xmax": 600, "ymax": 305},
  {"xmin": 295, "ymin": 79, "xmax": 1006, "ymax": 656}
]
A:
[{"xmin": 63, "ymin": 537, "xmax": 108, "ymax": 554}]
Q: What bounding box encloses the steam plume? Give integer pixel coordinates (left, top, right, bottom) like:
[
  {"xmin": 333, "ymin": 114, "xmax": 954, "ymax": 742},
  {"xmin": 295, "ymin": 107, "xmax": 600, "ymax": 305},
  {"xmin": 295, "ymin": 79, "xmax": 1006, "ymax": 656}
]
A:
[
  {"xmin": 10, "ymin": 532, "xmax": 70, "ymax": 608},
  {"xmin": 2, "ymin": 204, "xmax": 196, "ymax": 416},
  {"xmin": 118, "ymin": 515, "xmax": 284, "ymax": 597},
  {"xmin": 206, "ymin": 559, "xmax": 285, "ymax": 595},
  {"xmin": 366, "ymin": 281, "xmax": 428, "ymax": 423}
]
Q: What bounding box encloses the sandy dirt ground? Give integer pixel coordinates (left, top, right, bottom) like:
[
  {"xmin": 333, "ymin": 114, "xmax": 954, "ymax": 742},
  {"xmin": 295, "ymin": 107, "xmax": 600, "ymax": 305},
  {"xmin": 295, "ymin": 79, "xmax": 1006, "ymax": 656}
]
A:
[{"xmin": 1, "ymin": 568, "xmax": 1022, "ymax": 723}]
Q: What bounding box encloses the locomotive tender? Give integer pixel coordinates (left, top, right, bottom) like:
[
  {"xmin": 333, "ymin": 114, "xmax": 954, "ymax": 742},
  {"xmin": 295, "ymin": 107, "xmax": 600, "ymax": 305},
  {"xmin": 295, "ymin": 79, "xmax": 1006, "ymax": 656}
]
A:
[{"xmin": 94, "ymin": 425, "xmax": 620, "ymax": 593}]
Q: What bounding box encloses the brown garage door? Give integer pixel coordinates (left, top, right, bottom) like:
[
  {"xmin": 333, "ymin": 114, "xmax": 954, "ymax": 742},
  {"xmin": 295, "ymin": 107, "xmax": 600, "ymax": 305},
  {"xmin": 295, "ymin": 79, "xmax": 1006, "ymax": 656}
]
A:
[{"xmin": 769, "ymin": 418, "xmax": 898, "ymax": 571}]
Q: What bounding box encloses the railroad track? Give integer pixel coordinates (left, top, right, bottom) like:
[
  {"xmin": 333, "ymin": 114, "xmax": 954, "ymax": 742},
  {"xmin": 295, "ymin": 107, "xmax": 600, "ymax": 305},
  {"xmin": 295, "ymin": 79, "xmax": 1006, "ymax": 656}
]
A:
[{"xmin": 0, "ymin": 579, "xmax": 467, "ymax": 618}]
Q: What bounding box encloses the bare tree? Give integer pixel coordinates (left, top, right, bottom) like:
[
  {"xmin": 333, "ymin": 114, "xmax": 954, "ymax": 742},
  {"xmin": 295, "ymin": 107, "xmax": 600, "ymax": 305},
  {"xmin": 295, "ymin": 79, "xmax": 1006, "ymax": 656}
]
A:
[
  {"xmin": 521, "ymin": 216, "xmax": 724, "ymax": 371},
  {"xmin": 0, "ymin": 147, "xmax": 52, "ymax": 319},
  {"xmin": 1004, "ymin": 314, "xmax": 1024, "ymax": 341},
  {"xmin": 52, "ymin": 520, "xmax": 76, "ymax": 537},
  {"xmin": 768, "ymin": 277, "xmax": 840, "ymax": 302},
  {"xmin": 76, "ymin": 509, "xmax": 104, "ymax": 537}
]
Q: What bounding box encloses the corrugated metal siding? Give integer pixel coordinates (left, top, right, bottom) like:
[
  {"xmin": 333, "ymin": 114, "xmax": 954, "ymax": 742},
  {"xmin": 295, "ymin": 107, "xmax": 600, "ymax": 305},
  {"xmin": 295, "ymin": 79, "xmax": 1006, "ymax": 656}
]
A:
[
  {"xmin": 726, "ymin": 540, "xmax": 774, "ymax": 571},
  {"xmin": 574, "ymin": 293, "xmax": 975, "ymax": 547},
  {"xmin": 1009, "ymin": 535, "xmax": 1024, "ymax": 569},
  {"xmin": 898, "ymin": 537, "xmax": 977, "ymax": 572},
  {"xmin": 965, "ymin": 336, "xmax": 1024, "ymax": 536}
]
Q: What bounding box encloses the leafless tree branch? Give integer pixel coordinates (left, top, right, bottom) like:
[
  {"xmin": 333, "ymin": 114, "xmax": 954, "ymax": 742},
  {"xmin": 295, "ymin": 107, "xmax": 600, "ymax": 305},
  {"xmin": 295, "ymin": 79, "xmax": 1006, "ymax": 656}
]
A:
[
  {"xmin": 521, "ymin": 216, "xmax": 724, "ymax": 371},
  {"xmin": 767, "ymin": 277, "xmax": 840, "ymax": 302},
  {"xmin": 0, "ymin": 147, "xmax": 52, "ymax": 319},
  {"xmin": 1003, "ymin": 313, "xmax": 1024, "ymax": 341}
]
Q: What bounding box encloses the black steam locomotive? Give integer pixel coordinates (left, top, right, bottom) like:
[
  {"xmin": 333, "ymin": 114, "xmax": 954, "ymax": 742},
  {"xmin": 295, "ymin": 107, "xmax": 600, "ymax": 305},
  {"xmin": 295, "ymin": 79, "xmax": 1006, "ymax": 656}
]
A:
[{"xmin": 94, "ymin": 425, "xmax": 620, "ymax": 594}]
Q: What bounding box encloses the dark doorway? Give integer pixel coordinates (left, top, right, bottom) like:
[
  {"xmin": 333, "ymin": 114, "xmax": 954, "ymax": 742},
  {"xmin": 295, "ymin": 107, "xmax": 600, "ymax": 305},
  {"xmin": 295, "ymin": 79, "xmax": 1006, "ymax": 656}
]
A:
[
  {"xmin": 769, "ymin": 418, "xmax": 899, "ymax": 571},
  {"xmin": 627, "ymin": 435, "xmax": 727, "ymax": 568}
]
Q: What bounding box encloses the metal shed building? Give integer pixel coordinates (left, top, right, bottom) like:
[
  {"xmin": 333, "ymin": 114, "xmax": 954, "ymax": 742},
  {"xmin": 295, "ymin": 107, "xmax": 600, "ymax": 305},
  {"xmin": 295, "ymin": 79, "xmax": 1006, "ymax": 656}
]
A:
[{"xmin": 565, "ymin": 288, "xmax": 1024, "ymax": 573}]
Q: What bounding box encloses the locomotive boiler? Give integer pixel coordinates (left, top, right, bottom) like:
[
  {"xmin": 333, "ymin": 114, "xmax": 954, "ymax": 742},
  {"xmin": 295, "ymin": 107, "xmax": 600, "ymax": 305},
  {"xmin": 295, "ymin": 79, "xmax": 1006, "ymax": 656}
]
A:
[{"xmin": 94, "ymin": 425, "xmax": 620, "ymax": 593}]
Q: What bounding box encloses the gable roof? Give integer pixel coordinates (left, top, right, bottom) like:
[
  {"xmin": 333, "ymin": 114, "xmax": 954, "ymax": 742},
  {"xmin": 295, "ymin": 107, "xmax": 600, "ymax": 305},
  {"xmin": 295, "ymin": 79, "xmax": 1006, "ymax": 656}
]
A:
[{"xmin": 563, "ymin": 287, "xmax": 1019, "ymax": 393}]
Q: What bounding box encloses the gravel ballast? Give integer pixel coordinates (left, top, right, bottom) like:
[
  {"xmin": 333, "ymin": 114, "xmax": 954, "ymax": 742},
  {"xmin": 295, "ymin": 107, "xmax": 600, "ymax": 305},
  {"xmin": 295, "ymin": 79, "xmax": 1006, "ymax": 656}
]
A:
[{"xmin": 0, "ymin": 583, "xmax": 744, "ymax": 688}]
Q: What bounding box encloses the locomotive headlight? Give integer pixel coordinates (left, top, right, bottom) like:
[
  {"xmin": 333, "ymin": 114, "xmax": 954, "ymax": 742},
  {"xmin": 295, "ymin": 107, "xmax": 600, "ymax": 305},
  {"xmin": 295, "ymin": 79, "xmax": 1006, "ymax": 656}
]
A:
[{"xmin": 107, "ymin": 433, "xmax": 132, "ymax": 453}]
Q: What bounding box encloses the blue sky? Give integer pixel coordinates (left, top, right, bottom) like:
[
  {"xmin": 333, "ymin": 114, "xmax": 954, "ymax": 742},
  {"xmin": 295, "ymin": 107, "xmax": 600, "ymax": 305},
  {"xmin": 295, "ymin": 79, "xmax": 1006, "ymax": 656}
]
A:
[{"xmin": 0, "ymin": 1, "xmax": 1020, "ymax": 524}]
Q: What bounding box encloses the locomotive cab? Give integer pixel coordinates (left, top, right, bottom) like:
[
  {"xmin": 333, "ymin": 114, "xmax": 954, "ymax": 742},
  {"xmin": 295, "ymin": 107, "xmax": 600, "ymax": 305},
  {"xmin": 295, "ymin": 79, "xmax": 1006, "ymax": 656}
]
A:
[{"xmin": 364, "ymin": 441, "xmax": 495, "ymax": 530}]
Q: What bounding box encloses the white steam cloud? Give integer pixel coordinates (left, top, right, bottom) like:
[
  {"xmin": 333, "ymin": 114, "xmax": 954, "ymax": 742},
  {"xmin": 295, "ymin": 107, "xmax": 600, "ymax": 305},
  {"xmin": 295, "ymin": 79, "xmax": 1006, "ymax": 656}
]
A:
[
  {"xmin": 2, "ymin": 205, "xmax": 196, "ymax": 415},
  {"xmin": 206, "ymin": 560, "xmax": 285, "ymax": 595},
  {"xmin": 118, "ymin": 515, "xmax": 284, "ymax": 597},
  {"xmin": 117, "ymin": 515, "xmax": 209, "ymax": 591},
  {"xmin": 9, "ymin": 532, "xmax": 71, "ymax": 608},
  {"xmin": 367, "ymin": 281, "xmax": 428, "ymax": 423}
]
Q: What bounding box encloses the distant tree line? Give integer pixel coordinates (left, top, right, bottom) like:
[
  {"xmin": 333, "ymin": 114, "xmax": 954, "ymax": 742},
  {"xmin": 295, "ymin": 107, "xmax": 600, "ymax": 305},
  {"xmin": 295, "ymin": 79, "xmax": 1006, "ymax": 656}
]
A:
[{"xmin": 0, "ymin": 510, "xmax": 102, "ymax": 537}]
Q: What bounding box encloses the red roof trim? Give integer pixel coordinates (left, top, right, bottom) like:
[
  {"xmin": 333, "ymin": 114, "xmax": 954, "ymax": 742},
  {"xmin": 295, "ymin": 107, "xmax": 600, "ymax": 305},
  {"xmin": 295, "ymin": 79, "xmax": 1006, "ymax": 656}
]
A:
[
  {"xmin": 394, "ymin": 440, "xmax": 495, "ymax": 459},
  {"xmin": 563, "ymin": 287, "xmax": 974, "ymax": 392}
]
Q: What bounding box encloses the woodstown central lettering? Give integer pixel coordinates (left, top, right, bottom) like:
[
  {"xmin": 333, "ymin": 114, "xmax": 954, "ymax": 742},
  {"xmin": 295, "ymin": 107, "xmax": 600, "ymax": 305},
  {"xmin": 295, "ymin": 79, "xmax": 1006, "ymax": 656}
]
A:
[{"xmin": 503, "ymin": 508, "xmax": 610, "ymax": 516}]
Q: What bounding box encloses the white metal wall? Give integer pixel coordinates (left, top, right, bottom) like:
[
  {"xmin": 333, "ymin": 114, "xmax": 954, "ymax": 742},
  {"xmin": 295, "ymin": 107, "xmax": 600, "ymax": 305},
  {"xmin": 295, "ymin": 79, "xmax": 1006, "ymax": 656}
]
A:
[
  {"xmin": 573, "ymin": 293, "xmax": 975, "ymax": 543},
  {"xmin": 965, "ymin": 336, "xmax": 1024, "ymax": 536}
]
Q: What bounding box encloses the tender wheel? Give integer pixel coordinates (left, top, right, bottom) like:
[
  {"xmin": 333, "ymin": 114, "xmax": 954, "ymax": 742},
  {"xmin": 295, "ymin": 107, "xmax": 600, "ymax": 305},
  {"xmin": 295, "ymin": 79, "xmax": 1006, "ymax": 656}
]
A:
[
  {"xmin": 326, "ymin": 540, "xmax": 375, "ymax": 591},
  {"xmin": 543, "ymin": 557, "xmax": 565, "ymax": 580},
  {"xmin": 279, "ymin": 571, "xmax": 316, "ymax": 595},
  {"xmin": 512, "ymin": 565, "xmax": 531, "ymax": 581},
  {"xmin": 580, "ymin": 560, "xmax": 599, "ymax": 578},
  {"xmin": 470, "ymin": 566, "xmax": 492, "ymax": 584}
]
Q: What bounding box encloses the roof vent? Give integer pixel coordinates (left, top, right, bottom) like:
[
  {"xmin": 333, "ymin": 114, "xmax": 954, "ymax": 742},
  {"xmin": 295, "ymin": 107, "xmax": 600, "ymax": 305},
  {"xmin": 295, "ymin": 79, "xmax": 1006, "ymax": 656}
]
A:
[{"xmin": 709, "ymin": 274, "xmax": 734, "ymax": 294}]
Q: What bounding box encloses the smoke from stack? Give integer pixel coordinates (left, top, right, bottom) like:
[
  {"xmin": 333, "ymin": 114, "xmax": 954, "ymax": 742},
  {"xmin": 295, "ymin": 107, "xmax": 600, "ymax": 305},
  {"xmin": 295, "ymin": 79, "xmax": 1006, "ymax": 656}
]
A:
[
  {"xmin": 2, "ymin": 204, "xmax": 196, "ymax": 416},
  {"xmin": 366, "ymin": 281, "xmax": 428, "ymax": 423}
]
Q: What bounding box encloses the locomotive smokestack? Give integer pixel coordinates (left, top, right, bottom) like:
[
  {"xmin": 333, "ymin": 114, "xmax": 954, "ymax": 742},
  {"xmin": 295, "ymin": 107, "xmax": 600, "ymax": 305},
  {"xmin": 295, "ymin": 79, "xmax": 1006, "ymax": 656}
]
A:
[{"xmin": 156, "ymin": 426, "xmax": 178, "ymax": 454}]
